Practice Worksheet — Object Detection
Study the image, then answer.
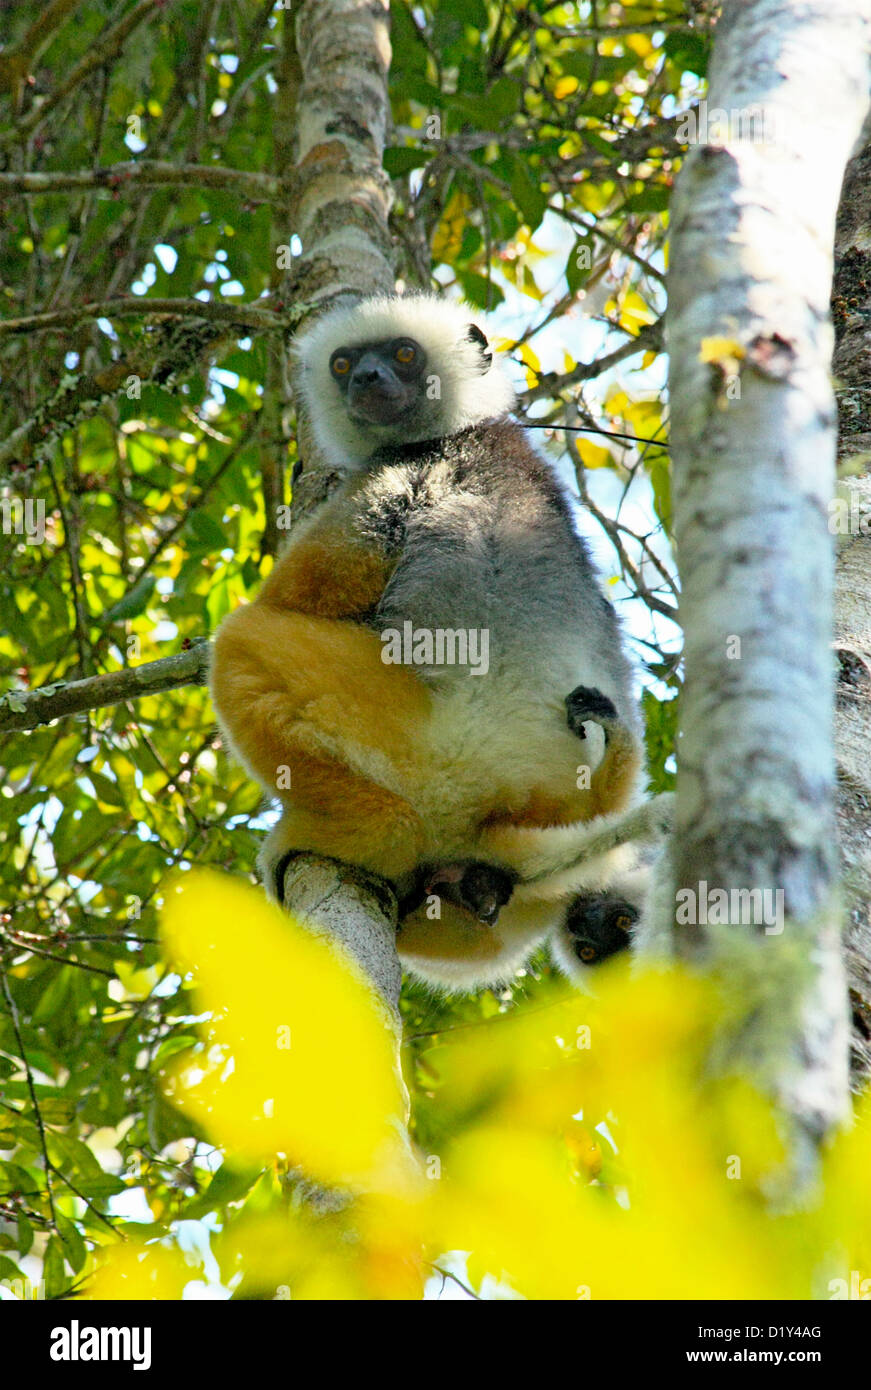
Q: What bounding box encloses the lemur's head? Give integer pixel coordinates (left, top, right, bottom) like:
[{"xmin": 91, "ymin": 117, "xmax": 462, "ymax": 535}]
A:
[{"xmin": 293, "ymin": 293, "xmax": 516, "ymax": 467}]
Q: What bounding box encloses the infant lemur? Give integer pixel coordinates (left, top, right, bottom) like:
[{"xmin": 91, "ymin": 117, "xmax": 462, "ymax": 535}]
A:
[{"xmin": 210, "ymin": 293, "xmax": 650, "ymax": 989}]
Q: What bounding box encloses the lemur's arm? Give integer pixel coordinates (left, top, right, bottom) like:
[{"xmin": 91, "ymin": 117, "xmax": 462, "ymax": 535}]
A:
[{"xmin": 480, "ymin": 794, "xmax": 675, "ymax": 885}]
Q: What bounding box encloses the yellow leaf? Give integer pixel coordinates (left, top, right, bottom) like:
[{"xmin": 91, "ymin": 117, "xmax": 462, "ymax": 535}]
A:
[
  {"xmin": 432, "ymin": 190, "xmax": 473, "ymax": 264},
  {"xmin": 627, "ymin": 34, "xmax": 653, "ymax": 59},
  {"xmin": 577, "ymin": 439, "xmax": 612, "ymax": 469},
  {"xmin": 699, "ymin": 336, "xmax": 746, "ymax": 374},
  {"xmin": 113, "ymin": 960, "xmax": 160, "ymax": 1000},
  {"xmin": 617, "ymin": 290, "xmax": 656, "ymax": 333},
  {"xmin": 552, "ymin": 76, "xmax": 579, "ymax": 99},
  {"xmin": 517, "ymin": 342, "xmax": 541, "ymax": 374},
  {"xmin": 604, "ymin": 386, "xmax": 630, "ymax": 415}
]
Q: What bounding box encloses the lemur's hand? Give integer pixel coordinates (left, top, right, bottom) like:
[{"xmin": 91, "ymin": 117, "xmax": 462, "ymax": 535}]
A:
[{"xmin": 565, "ymin": 685, "xmax": 618, "ymax": 742}]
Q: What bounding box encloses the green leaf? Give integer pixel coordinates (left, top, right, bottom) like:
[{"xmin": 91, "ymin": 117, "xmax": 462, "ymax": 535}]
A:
[
  {"xmin": 455, "ymin": 271, "xmax": 504, "ymax": 311},
  {"xmin": 97, "ymin": 574, "xmax": 157, "ymax": 625},
  {"xmin": 56, "ymin": 1214, "xmax": 87, "ymax": 1275},
  {"xmin": 190, "ymin": 511, "xmax": 230, "ymax": 551},
  {"xmin": 183, "ymin": 1162, "xmax": 261, "ymax": 1219},
  {"xmin": 42, "ymin": 1235, "xmax": 68, "ymax": 1300},
  {"xmin": 384, "ymin": 147, "xmax": 431, "ymax": 176},
  {"xmin": 509, "ymin": 157, "xmax": 548, "ymax": 232},
  {"xmin": 664, "ymin": 29, "xmax": 710, "ymax": 78},
  {"xmin": 0, "ymin": 1160, "xmax": 39, "ymax": 1197},
  {"xmin": 390, "ymin": 2, "xmax": 430, "ymax": 76},
  {"xmin": 16, "ymin": 1213, "xmax": 34, "ymax": 1257}
]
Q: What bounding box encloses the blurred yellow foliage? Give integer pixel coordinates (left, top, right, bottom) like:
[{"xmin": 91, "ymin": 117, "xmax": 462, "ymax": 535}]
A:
[
  {"xmin": 159, "ymin": 871, "xmax": 409, "ymax": 1188},
  {"xmin": 86, "ymin": 1244, "xmax": 189, "ymax": 1301},
  {"xmin": 87, "ymin": 880, "xmax": 871, "ymax": 1300}
]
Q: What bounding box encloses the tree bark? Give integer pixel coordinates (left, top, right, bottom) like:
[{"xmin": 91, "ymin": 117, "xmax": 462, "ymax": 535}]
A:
[
  {"xmin": 832, "ymin": 115, "xmax": 871, "ymax": 1089},
  {"xmin": 0, "ymin": 643, "xmax": 209, "ymax": 732},
  {"xmin": 277, "ymin": 1, "xmax": 404, "ymax": 1041},
  {"xmin": 663, "ymin": 0, "xmax": 871, "ymax": 1171}
]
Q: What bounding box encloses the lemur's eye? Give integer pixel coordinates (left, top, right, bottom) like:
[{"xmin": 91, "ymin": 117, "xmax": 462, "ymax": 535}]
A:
[
  {"xmin": 578, "ymin": 944, "xmax": 597, "ymax": 963},
  {"xmin": 395, "ymin": 344, "xmax": 416, "ymax": 364},
  {"xmin": 331, "ymin": 355, "xmax": 351, "ymax": 376}
]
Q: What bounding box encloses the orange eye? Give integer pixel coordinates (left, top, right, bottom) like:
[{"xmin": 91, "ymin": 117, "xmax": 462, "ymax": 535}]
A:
[
  {"xmin": 331, "ymin": 356, "xmax": 351, "ymax": 376},
  {"xmin": 579, "ymin": 945, "xmax": 597, "ymax": 963},
  {"xmin": 395, "ymin": 344, "xmax": 416, "ymax": 364}
]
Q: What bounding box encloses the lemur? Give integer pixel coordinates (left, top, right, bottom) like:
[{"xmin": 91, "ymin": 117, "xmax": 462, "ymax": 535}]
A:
[{"xmin": 209, "ymin": 293, "xmax": 653, "ymax": 990}]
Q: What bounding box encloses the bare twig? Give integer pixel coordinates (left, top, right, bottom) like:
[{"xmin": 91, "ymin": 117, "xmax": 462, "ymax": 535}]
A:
[{"xmin": 2, "ymin": 0, "xmax": 82, "ymax": 65}]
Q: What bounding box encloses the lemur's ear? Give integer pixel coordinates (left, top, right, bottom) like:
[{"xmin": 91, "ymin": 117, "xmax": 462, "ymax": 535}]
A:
[{"xmin": 465, "ymin": 323, "xmax": 492, "ymax": 372}]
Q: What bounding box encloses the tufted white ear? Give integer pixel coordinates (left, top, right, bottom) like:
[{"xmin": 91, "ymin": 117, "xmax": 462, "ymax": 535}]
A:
[{"xmin": 293, "ymin": 293, "xmax": 516, "ymax": 468}]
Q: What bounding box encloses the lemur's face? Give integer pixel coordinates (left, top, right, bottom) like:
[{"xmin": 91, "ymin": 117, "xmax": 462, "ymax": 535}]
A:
[{"xmin": 329, "ymin": 336, "xmax": 428, "ymax": 426}]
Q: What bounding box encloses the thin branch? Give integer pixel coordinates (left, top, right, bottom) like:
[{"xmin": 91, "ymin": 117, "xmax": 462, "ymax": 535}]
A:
[
  {"xmin": 47, "ymin": 1161, "xmax": 117, "ymax": 1234},
  {"xmin": 0, "ymin": 296, "xmax": 285, "ymax": 337},
  {"xmin": 566, "ymin": 433, "xmax": 679, "ymax": 620},
  {"xmin": 0, "ymin": 161, "xmax": 279, "ymax": 200},
  {"xmin": 3, "ymin": 0, "xmax": 82, "ymax": 65},
  {"xmin": 1, "ymin": 932, "xmax": 115, "ymax": 978},
  {"xmin": 520, "ymin": 319, "xmax": 663, "ymax": 406},
  {"xmin": 0, "ymin": 641, "xmax": 210, "ymax": 733},
  {"xmin": 0, "ymin": 957, "xmax": 56, "ymax": 1223}
]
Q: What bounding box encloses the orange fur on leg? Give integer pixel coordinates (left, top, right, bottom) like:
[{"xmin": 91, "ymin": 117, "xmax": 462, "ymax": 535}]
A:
[
  {"xmin": 211, "ymin": 603, "xmax": 430, "ymax": 788},
  {"xmin": 262, "ymin": 752, "xmax": 426, "ymax": 883}
]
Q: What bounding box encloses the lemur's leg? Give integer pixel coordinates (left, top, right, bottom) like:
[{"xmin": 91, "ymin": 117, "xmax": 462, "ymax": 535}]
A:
[
  {"xmin": 565, "ymin": 684, "xmax": 643, "ymax": 817},
  {"xmin": 212, "ymin": 604, "xmax": 428, "ymax": 783},
  {"xmin": 210, "ymin": 490, "xmax": 429, "ymax": 888},
  {"xmin": 397, "ymin": 894, "xmax": 555, "ymax": 992},
  {"xmin": 258, "ymin": 754, "xmax": 426, "ymax": 897},
  {"xmin": 561, "ymin": 683, "xmax": 644, "ymax": 967}
]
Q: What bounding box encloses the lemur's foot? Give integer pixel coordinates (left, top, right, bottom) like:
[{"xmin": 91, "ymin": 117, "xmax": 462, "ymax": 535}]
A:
[
  {"xmin": 565, "ymin": 685, "xmax": 618, "ymax": 742},
  {"xmin": 565, "ymin": 893, "xmax": 638, "ymax": 965},
  {"xmin": 270, "ymin": 849, "xmax": 397, "ymax": 920},
  {"xmin": 422, "ymin": 861, "xmax": 517, "ymax": 926},
  {"xmin": 271, "ymin": 848, "xmax": 305, "ymax": 903}
]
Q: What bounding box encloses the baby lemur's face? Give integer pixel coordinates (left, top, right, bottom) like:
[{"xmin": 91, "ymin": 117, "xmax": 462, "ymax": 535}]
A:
[{"xmin": 329, "ymin": 336, "xmax": 428, "ymax": 426}]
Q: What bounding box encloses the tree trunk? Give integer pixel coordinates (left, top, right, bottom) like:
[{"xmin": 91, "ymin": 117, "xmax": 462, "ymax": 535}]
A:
[
  {"xmin": 278, "ymin": 1, "xmax": 405, "ymax": 1065},
  {"xmin": 664, "ymin": 0, "xmax": 871, "ymax": 1173}
]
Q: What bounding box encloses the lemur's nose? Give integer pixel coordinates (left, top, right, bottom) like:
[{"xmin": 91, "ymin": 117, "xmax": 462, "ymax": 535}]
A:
[{"xmin": 352, "ymin": 352, "xmax": 390, "ymax": 387}]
